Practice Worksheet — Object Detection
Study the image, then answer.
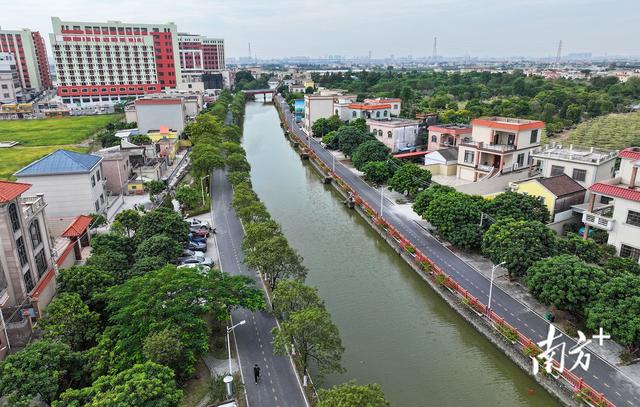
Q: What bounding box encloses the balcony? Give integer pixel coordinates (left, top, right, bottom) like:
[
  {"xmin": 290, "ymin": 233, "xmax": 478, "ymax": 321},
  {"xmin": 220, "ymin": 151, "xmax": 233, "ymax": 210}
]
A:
[
  {"xmin": 459, "ymin": 140, "xmax": 516, "ymax": 153},
  {"xmin": 582, "ymin": 212, "xmax": 615, "ymax": 231},
  {"xmin": 20, "ymin": 195, "xmax": 46, "ymax": 221}
]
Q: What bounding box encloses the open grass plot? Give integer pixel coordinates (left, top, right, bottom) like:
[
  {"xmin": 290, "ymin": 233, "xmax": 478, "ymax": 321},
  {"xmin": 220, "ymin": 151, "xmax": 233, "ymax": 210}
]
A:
[
  {"xmin": 0, "ymin": 145, "xmax": 90, "ymax": 180},
  {"xmin": 564, "ymin": 111, "xmax": 640, "ymax": 150}
]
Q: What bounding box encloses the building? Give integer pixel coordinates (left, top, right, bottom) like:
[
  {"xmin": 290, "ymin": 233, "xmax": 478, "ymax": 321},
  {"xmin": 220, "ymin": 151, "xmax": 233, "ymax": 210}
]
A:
[
  {"xmin": 364, "ymin": 98, "xmax": 401, "ymax": 116},
  {"xmin": 426, "ymin": 123, "xmax": 472, "ymax": 152},
  {"xmin": 457, "ymin": 117, "xmax": 544, "ymax": 182},
  {"xmin": 423, "ymin": 148, "xmax": 459, "ymax": 176},
  {"xmin": 367, "ymin": 118, "xmax": 420, "ymax": 153},
  {"xmin": 333, "ymin": 95, "xmax": 357, "ymax": 121},
  {"xmin": 294, "ymin": 99, "xmax": 304, "ymax": 122},
  {"xmin": 0, "ymin": 27, "xmax": 51, "ymax": 99},
  {"xmin": 177, "ymin": 33, "xmax": 225, "ymax": 84},
  {"xmin": 531, "ymin": 144, "xmax": 617, "ymax": 190},
  {"xmin": 147, "ymin": 126, "xmax": 180, "ymax": 160},
  {"xmin": 0, "ymin": 181, "xmax": 55, "ymax": 358},
  {"xmin": 509, "ymin": 174, "xmax": 586, "ymax": 223},
  {"xmin": 582, "ymin": 147, "xmax": 640, "ymax": 260},
  {"xmin": 14, "ymin": 150, "xmax": 106, "ymax": 232},
  {"xmin": 0, "ymin": 53, "xmax": 22, "ymax": 103},
  {"xmin": 303, "ymin": 94, "xmax": 335, "ymax": 136},
  {"xmin": 50, "ymin": 17, "xmax": 182, "ymax": 106},
  {"xmin": 134, "ymin": 98, "xmax": 186, "ymax": 133},
  {"xmin": 94, "ymin": 148, "xmax": 132, "ymax": 195},
  {"xmin": 345, "ymin": 102, "xmax": 391, "ymax": 121}
]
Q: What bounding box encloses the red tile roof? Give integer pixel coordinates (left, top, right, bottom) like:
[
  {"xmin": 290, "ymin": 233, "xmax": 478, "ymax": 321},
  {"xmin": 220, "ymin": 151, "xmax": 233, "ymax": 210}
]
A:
[
  {"xmin": 0, "ymin": 180, "xmax": 32, "ymax": 203},
  {"xmin": 134, "ymin": 98, "xmax": 181, "ymax": 105},
  {"xmin": 394, "ymin": 151, "xmax": 428, "ymax": 159},
  {"xmin": 471, "ymin": 117, "xmax": 545, "ymax": 132},
  {"xmin": 348, "ymin": 103, "xmax": 391, "ymax": 110},
  {"xmin": 618, "ymin": 147, "xmax": 640, "ymax": 160},
  {"xmin": 61, "ymin": 215, "xmax": 93, "ymax": 237},
  {"xmin": 590, "ymin": 182, "xmax": 640, "ymax": 202}
]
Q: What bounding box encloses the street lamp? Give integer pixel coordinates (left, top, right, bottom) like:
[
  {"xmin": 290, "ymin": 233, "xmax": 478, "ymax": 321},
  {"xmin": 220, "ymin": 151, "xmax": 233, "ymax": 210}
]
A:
[
  {"xmin": 486, "ymin": 261, "xmax": 506, "ymax": 318},
  {"xmin": 200, "ymin": 174, "xmax": 211, "ymax": 207},
  {"xmin": 224, "ymin": 319, "xmax": 246, "ymax": 398}
]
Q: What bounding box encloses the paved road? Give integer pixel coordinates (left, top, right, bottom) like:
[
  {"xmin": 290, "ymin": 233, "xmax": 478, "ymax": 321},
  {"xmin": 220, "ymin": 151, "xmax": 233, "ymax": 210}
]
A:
[
  {"xmin": 276, "ymin": 96, "xmax": 640, "ymax": 407},
  {"xmin": 210, "ymin": 169, "xmax": 308, "ymax": 407}
]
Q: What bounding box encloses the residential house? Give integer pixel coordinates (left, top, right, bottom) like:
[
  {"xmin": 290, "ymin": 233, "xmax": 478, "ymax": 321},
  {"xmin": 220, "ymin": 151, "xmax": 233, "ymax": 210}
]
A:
[
  {"xmin": 135, "ymin": 98, "xmax": 186, "ymax": 134},
  {"xmin": 346, "ymin": 102, "xmax": 391, "ymax": 121},
  {"xmin": 303, "ymin": 94, "xmax": 335, "ymax": 136},
  {"xmin": 95, "ymin": 148, "xmax": 132, "ymax": 195},
  {"xmin": 14, "ymin": 150, "xmax": 106, "ymax": 234},
  {"xmin": 147, "ymin": 126, "xmax": 180, "ymax": 161},
  {"xmin": 427, "ymin": 123, "xmax": 472, "ymax": 152},
  {"xmin": 457, "ymin": 117, "xmax": 544, "ymax": 182},
  {"xmin": 423, "ymin": 148, "xmax": 459, "ymax": 176},
  {"xmin": 582, "ymin": 147, "xmax": 640, "ymax": 261},
  {"xmin": 367, "ymin": 118, "xmax": 420, "ymax": 153},
  {"xmin": 364, "ymin": 98, "xmax": 402, "ymax": 116}
]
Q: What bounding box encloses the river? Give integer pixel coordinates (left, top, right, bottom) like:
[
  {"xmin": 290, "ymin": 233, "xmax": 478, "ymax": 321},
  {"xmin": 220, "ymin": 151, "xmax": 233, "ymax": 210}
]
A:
[{"xmin": 242, "ymin": 101, "xmax": 559, "ymax": 407}]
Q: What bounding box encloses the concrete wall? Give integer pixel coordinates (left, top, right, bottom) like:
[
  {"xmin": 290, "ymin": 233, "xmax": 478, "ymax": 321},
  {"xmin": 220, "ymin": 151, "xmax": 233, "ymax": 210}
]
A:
[
  {"xmin": 608, "ymin": 197, "xmax": 640, "ymax": 256},
  {"xmin": 100, "ymin": 157, "xmax": 130, "ymax": 195},
  {"xmin": 303, "ymin": 97, "xmax": 334, "ymax": 135},
  {"xmin": 136, "ymin": 103, "xmax": 186, "ymax": 134},
  {"xmin": 539, "ymin": 158, "xmax": 615, "ymax": 189},
  {"xmin": 369, "ymin": 123, "xmax": 419, "ymax": 152}
]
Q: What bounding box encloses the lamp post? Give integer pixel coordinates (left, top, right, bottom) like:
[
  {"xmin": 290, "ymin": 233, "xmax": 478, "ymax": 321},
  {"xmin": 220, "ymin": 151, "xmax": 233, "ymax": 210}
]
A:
[
  {"xmin": 380, "ymin": 185, "xmax": 384, "ymax": 216},
  {"xmin": 225, "ymin": 319, "xmax": 246, "ymax": 398},
  {"xmin": 200, "ymin": 174, "xmax": 211, "ymax": 207},
  {"xmin": 486, "ymin": 261, "xmax": 506, "ymax": 318}
]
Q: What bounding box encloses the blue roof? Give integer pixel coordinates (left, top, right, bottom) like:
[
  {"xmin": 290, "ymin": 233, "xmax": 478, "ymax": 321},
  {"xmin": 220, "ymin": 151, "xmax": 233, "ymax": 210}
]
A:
[{"xmin": 15, "ymin": 149, "xmax": 102, "ymax": 177}]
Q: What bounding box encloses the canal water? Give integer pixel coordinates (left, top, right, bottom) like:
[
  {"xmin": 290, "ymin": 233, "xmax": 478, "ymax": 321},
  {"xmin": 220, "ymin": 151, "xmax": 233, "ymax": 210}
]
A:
[{"xmin": 242, "ymin": 101, "xmax": 559, "ymax": 407}]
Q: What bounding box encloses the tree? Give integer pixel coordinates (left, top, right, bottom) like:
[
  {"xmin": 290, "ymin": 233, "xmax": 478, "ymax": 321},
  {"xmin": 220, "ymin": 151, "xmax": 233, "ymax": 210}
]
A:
[
  {"xmin": 305, "ymin": 86, "xmax": 315, "ymax": 94},
  {"xmin": 362, "ymin": 161, "xmax": 392, "ymax": 185},
  {"xmin": 97, "ymin": 266, "xmax": 264, "ymax": 378},
  {"xmin": 482, "ymin": 218, "xmax": 557, "ymax": 278},
  {"xmin": 425, "ymin": 192, "xmax": 485, "ymax": 250},
  {"xmin": 586, "ymin": 274, "xmax": 640, "ymax": 352},
  {"xmin": 351, "ymin": 140, "xmax": 390, "ymax": 171},
  {"xmin": 130, "ymin": 256, "xmax": 168, "ymax": 276},
  {"xmin": 221, "ymin": 125, "xmax": 242, "ymax": 143},
  {"xmin": 220, "ymin": 141, "xmax": 245, "ymax": 157},
  {"xmin": 185, "ymin": 113, "xmax": 223, "ymax": 146},
  {"xmin": 227, "ymin": 171, "xmax": 251, "ymax": 186},
  {"xmin": 144, "ymin": 180, "xmax": 166, "ymax": 197},
  {"xmin": 143, "ymin": 328, "xmax": 186, "ymax": 381},
  {"xmin": 273, "ymin": 307, "xmax": 344, "ymax": 379},
  {"xmin": 337, "ymin": 126, "xmax": 372, "ymax": 157},
  {"xmin": 175, "ymin": 185, "xmax": 200, "ymax": 211},
  {"xmin": 318, "ymin": 381, "xmax": 390, "ymax": 407},
  {"xmin": 113, "ymin": 209, "xmax": 141, "ymax": 237},
  {"xmin": 565, "ymin": 103, "xmax": 583, "ymax": 124},
  {"xmin": 349, "ymin": 118, "xmax": 368, "ymax": 133},
  {"xmin": 129, "ymin": 134, "xmax": 152, "ymax": 145},
  {"xmin": 86, "ymin": 251, "xmax": 132, "ymax": 283},
  {"xmin": 244, "ymin": 235, "xmax": 307, "ymax": 289},
  {"xmin": 322, "ymin": 131, "xmax": 340, "ymax": 150},
  {"xmin": 137, "ymin": 208, "xmax": 190, "ymax": 245},
  {"xmin": 0, "ymin": 340, "xmax": 85, "ymax": 406},
  {"xmin": 191, "ymin": 144, "xmax": 225, "ymax": 178},
  {"xmin": 412, "ymin": 185, "xmax": 456, "ymax": 216},
  {"xmin": 91, "ymin": 233, "xmax": 135, "ymax": 261},
  {"xmin": 57, "ymin": 265, "xmax": 115, "ymax": 309},
  {"xmin": 242, "ymin": 220, "xmax": 282, "ymax": 252},
  {"xmin": 388, "ymin": 163, "xmax": 432, "ymax": 197},
  {"xmin": 312, "ymin": 118, "xmax": 331, "ymax": 138},
  {"xmin": 603, "ymin": 256, "xmax": 640, "ymax": 276},
  {"xmin": 56, "ymin": 362, "xmax": 182, "ymax": 407},
  {"xmin": 527, "ymin": 255, "xmax": 606, "ymax": 313},
  {"xmin": 135, "ymin": 234, "xmax": 183, "ymax": 262},
  {"xmin": 226, "ymin": 152, "xmax": 251, "ymax": 172},
  {"xmin": 40, "ymin": 293, "xmax": 100, "ymax": 351},
  {"xmin": 272, "ymin": 279, "xmax": 324, "ymax": 319},
  {"xmin": 556, "ymin": 233, "xmax": 605, "ymax": 264},
  {"xmin": 484, "ymin": 191, "xmax": 550, "ymax": 223}
]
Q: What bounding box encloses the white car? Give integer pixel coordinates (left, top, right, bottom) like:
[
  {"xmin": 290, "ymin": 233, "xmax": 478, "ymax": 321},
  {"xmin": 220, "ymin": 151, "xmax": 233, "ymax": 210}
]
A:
[
  {"xmin": 177, "ymin": 264, "xmax": 211, "ymax": 273},
  {"xmin": 186, "ymin": 218, "xmax": 211, "ymax": 230},
  {"xmin": 179, "ymin": 253, "xmax": 214, "ymax": 267}
]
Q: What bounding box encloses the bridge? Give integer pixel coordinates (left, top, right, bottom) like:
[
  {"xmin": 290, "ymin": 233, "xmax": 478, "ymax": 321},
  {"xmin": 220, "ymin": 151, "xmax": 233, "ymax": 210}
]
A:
[{"xmin": 241, "ymin": 89, "xmax": 276, "ymax": 102}]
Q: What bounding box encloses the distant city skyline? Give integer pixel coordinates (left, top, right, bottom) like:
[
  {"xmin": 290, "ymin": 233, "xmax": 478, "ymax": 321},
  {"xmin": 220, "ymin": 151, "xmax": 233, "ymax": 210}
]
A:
[{"xmin": 2, "ymin": 0, "xmax": 639, "ymax": 59}]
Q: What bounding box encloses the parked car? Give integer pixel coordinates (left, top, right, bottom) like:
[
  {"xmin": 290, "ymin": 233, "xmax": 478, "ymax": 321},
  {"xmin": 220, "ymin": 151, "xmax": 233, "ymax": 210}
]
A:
[
  {"xmin": 179, "ymin": 253, "xmax": 214, "ymax": 267},
  {"xmin": 188, "ymin": 234, "xmax": 207, "ymax": 244},
  {"xmin": 187, "ymin": 218, "xmax": 211, "ymax": 230},
  {"xmin": 186, "ymin": 241, "xmax": 207, "ymax": 251},
  {"xmin": 176, "ymin": 249, "xmax": 204, "ymax": 264},
  {"xmin": 190, "ymin": 229, "xmax": 210, "ymax": 238},
  {"xmin": 177, "ymin": 264, "xmax": 211, "ymax": 273}
]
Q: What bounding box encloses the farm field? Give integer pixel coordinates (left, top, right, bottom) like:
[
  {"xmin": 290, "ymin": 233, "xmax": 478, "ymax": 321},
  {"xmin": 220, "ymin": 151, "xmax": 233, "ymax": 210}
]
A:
[
  {"xmin": 559, "ymin": 111, "xmax": 640, "ymax": 150},
  {"xmin": 0, "ymin": 145, "xmax": 89, "ymax": 180}
]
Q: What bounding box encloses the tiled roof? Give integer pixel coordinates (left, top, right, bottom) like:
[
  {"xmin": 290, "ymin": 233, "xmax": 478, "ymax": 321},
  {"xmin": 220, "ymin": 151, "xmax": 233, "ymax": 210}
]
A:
[
  {"xmin": 0, "ymin": 180, "xmax": 32, "ymax": 203},
  {"xmin": 348, "ymin": 103, "xmax": 391, "ymax": 110},
  {"xmin": 538, "ymin": 174, "xmax": 585, "ymax": 197},
  {"xmin": 590, "ymin": 182, "xmax": 640, "ymax": 202},
  {"xmin": 61, "ymin": 215, "xmax": 93, "ymax": 237},
  {"xmin": 471, "ymin": 117, "xmax": 545, "ymax": 132},
  {"xmin": 135, "ymin": 98, "xmax": 181, "ymax": 105},
  {"xmin": 14, "ymin": 149, "xmax": 102, "ymax": 177},
  {"xmin": 618, "ymin": 147, "xmax": 640, "ymax": 160}
]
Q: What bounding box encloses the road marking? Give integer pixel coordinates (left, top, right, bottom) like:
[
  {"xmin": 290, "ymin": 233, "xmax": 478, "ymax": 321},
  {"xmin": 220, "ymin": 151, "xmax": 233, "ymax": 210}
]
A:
[{"xmin": 604, "ymin": 382, "xmax": 610, "ymax": 388}]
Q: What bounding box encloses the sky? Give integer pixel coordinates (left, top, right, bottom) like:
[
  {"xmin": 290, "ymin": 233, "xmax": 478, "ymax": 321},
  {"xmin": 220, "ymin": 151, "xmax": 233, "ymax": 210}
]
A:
[{"xmin": 2, "ymin": 0, "xmax": 638, "ymax": 59}]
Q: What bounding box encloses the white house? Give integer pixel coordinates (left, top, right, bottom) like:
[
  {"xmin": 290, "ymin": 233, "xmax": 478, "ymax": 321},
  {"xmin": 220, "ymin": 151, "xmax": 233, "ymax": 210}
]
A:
[
  {"xmin": 364, "ymin": 98, "xmax": 402, "ymax": 116},
  {"xmin": 303, "ymin": 94, "xmax": 335, "ymax": 136},
  {"xmin": 367, "ymin": 119, "xmax": 420, "ymax": 153}
]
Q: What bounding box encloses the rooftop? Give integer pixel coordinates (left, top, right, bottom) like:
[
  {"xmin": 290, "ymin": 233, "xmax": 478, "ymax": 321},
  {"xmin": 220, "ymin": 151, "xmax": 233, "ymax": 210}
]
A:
[
  {"xmin": 349, "ymin": 103, "xmax": 392, "ymax": 110},
  {"xmin": 367, "ymin": 118, "xmax": 420, "ymax": 126},
  {"xmin": 61, "ymin": 215, "xmax": 93, "ymax": 238},
  {"xmin": 538, "ymin": 174, "xmax": 585, "ymax": 197},
  {"xmin": 15, "ymin": 149, "xmax": 102, "ymax": 177},
  {"xmin": 471, "ymin": 116, "xmax": 545, "ymax": 131},
  {"xmin": 135, "ymin": 98, "xmax": 182, "ymax": 105},
  {"xmin": 618, "ymin": 147, "xmax": 640, "ymax": 161},
  {"xmin": 590, "ymin": 182, "xmax": 640, "ymax": 203},
  {"xmin": 429, "ymin": 123, "xmax": 472, "ymax": 134},
  {"xmin": 0, "ymin": 180, "xmax": 31, "ymax": 203},
  {"xmin": 532, "ymin": 144, "xmax": 618, "ymax": 164}
]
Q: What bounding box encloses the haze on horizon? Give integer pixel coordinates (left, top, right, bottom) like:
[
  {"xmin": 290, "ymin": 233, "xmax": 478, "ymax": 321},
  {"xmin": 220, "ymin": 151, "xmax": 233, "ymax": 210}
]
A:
[{"xmin": 2, "ymin": 0, "xmax": 638, "ymax": 59}]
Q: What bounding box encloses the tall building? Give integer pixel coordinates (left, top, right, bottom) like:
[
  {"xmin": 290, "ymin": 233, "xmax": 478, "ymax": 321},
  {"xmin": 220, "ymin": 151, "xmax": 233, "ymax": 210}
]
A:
[
  {"xmin": 50, "ymin": 17, "xmax": 182, "ymax": 105},
  {"xmin": 0, "ymin": 27, "xmax": 52, "ymax": 98},
  {"xmin": 177, "ymin": 33, "xmax": 225, "ymax": 84},
  {"xmin": 0, "ymin": 53, "xmax": 23, "ymax": 103}
]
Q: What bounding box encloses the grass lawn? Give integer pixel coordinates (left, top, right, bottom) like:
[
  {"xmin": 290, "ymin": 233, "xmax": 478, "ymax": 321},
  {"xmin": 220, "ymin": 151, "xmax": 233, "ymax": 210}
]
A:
[
  {"xmin": 557, "ymin": 111, "xmax": 640, "ymax": 150},
  {"xmin": 0, "ymin": 145, "xmax": 90, "ymax": 180},
  {"xmin": 0, "ymin": 114, "xmax": 121, "ymax": 146},
  {"xmin": 179, "ymin": 359, "xmax": 211, "ymax": 407}
]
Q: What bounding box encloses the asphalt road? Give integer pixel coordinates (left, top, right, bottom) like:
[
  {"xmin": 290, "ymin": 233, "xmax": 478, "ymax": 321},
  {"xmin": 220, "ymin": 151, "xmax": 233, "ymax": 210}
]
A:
[
  {"xmin": 210, "ymin": 169, "xmax": 308, "ymax": 407},
  {"xmin": 276, "ymin": 95, "xmax": 640, "ymax": 407}
]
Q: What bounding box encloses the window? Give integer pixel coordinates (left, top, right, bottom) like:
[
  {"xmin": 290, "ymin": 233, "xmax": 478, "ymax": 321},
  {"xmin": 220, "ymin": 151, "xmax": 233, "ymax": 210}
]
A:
[
  {"xmin": 16, "ymin": 236, "xmax": 28, "ymax": 266},
  {"xmin": 29, "ymin": 220, "xmax": 42, "ymax": 249},
  {"xmin": 550, "ymin": 165, "xmax": 565, "ymax": 176},
  {"xmin": 95, "ymin": 200, "xmax": 100, "ymax": 211},
  {"xmin": 464, "ymin": 150, "xmax": 475, "ymax": 164},
  {"xmin": 387, "ymin": 131, "xmax": 392, "ymax": 138},
  {"xmin": 91, "ymin": 175, "xmax": 96, "ymax": 187},
  {"xmin": 8, "ymin": 203, "xmax": 20, "ymax": 231},
  {"xmin": 351, "ymin": 111, "xmax": 357, "ymax": 118},
  {"xmin": 516, "ymin": 153, "xmax": 525, "ymax": 167},
  {"xmin": 35, "ymin": 250, "xmax": 47, "ymax": 277},
  {"xmin": 620, "ymin": 244, "xmax": 640, "ymax": 261},
  {"xmin": 530, "ymin": 129, "xmax": 538, "ymax": 144},
  {"xmin": 100, "ymin": 193, "xmax": 105, "ymax": 204},
  {"xmin": 96, "ymin": 169, "xmax": 101, "ymax": 180},
  {"xmin": 394, "ymin": 104, "xmax": 398, "ymax": 109},
  {"xmin": 335, "ymin": 109, "xmax": 339, "ymax": 115},
  {"xmin": 23, "ymin": 270, "xmax": 34, "ymax": 293},
  {"xmin": 378, "ymin": 130, "xmax": 383, "ymax": 137},
  {"xmin": 431, "ymin": 135, "xmax": 437, "ymax": 142},
  {"xmin": 626, "ymin": 210, "xmax": 640, "ymax": 227},
  {"xmin": 572, "ymin": 169, "xmax": 587, "ymax": 182},
  {"xmin": 383, "ymin": 111, "xmax": 388, "ymax": 117}
]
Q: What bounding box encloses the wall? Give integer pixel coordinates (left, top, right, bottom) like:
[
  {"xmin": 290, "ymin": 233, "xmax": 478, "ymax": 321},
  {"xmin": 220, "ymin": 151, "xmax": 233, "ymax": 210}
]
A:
[
  {"xmin": 513, "ymin": 180, "xmax": 556, "ymax": 216},
  {"xmin": 100, "ymin": 157, "xmax": 130, "ymax": 194},
  {"xmin": 136, "ymin": 103, "xmax": 185, "ymax": 133},
  {"xmin": 304, "ymin": 97, "xmax": 334, "ymax": 135},
  {"xmin": 608, "ymin": 197, "xmax": 640, "ymax": 256}
]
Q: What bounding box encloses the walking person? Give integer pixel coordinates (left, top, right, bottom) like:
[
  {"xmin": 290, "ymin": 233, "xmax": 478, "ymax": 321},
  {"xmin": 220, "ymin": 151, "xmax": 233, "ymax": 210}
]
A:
[{"xmin": 253, "ymin": 364, "xmax": 261, "ymax": 384}]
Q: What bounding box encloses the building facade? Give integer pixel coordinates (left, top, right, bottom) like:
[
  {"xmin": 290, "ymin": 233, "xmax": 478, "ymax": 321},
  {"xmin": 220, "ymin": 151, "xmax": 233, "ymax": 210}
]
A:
[
  {"xmin": 0, "ymin": 53, "xmax": 22, "ymax": 103},
  {"xmin": 367, "ymin": 119, "xmax": 420, "ymax": 152},
  {"xmin": 134, "ymin": 98, "xmax": 186, "ymax": 133},
  {"xmin": 364, "ymin": 98, "xmax": 401, "ymax": 116},
  {"xmin": 303, "ymin": 94, "xmax": 335, "ymax": 136},
  {"xmin": 457, "ymin": 117, "xmax": 544, "ymax": 181},
  {"xmin": 0, "ymin": 27, "xmax": 51, "ymax": 98},
  {"xmin": 50, "ymin": 17, "xmax": 182, "ymax": 105},
  {"xmin": 178, "ymin": 33, "xmax": 225, "ymax": 84},
  {"xmin": 426, "ymin": 123, "xmax": 472, "ymax": 152}
]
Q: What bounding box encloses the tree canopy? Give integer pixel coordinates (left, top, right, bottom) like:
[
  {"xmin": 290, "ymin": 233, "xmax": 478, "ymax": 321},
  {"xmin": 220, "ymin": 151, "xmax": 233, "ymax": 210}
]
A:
[
  {"xmin": 40, "ymin": 293, "xmax": 100, "ymax": 351},
  {"xmin": 337, "ymin": 126, "xmax": 373, "ymax": 157},
  {"xmin": 136, "ymin": 208, "xmax": 190, "ymax": 245},
  {"xmin": 484, "ymin": 191, "xmax": 550, "ymax": 223},
  {"xmin": 362, "ymin": 161, "xmax": 393, "ymax": 185},
  {"xmin": 388, "ymin": 163, "xmax": 432, "ymax": 197},
  {"xmin": 425, "ymin": 191, "xmax": 485, "ymax": 250},
  {"xmin": 318, "ymin": 381, "xmax": 390, "ymax": 407},
  {"xmin": 351, "ymin": 140, "xmax": 390, "ymax": 171},
  {"xmin": 135, "ymin": 234, "xmax": 183, "ymax": 262}
]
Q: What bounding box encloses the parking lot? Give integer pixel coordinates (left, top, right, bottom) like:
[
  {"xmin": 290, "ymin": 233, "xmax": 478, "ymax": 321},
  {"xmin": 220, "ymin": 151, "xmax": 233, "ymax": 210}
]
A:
[{"xmin": 182, "ymin": 214, "xmax": 219, "ymax": 269}]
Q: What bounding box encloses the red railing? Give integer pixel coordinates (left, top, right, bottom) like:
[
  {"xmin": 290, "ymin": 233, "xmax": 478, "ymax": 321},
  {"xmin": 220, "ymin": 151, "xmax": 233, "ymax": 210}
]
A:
[{"xmin": 279, "ymin": 102, "xmax": 614, "ymax": 407}]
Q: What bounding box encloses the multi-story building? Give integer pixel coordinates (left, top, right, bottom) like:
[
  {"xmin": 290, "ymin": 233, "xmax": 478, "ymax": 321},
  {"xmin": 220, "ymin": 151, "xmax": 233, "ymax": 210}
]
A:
[
  {"xmin": 426, "ymin": 123, "xmax": 472, "ymax": 152},
  {"xmin": 177, "ymin": 33, "xmax": 225, "ymax": 84},
  {"xmin": 364, "ymin": 98, "xmax": 402, "ymax": 116},
  {"xmin": 303, "ymin": 94, "xmax": 335, "ymax": 136},
  {"xmin": 0, "ymin": 27, "xmax": 51, "ymax": 99},
  {"xmin": 531, "ymin": 143, "xmax": 617, "ymax": 190},
  {"xmin": 50, "ymin": 17, "xmax": 182, "ymax": 106},
  {"xmin": 457, "ymin": 117, "xmax": 544, "ymax": 181},
  {"xmin": 134, "ymin": 98, "xmax": 186, "ymax": 134},
  {"xmin": 0, "ymin": 53, "xmax": 22, "ymax": 103},
  {"xmin": 367, "ymin": 118, "xmax": 420, "ymax": 153},
  {"xmin": 582, "ymin": 147, "xmax": 640, "ymax": 260}
]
